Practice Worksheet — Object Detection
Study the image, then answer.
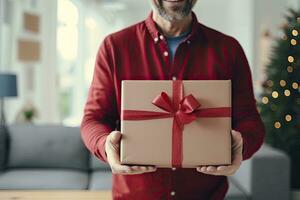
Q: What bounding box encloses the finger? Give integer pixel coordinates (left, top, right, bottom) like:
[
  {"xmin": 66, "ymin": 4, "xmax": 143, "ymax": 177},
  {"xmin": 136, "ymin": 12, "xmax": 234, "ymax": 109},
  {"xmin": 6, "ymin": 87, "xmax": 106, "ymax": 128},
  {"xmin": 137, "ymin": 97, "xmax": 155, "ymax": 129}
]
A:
[
  {"xmin": 107, "ymin": 146, "xmax": 121, "ymax": 166},
  {"xmin": 131, "ymin": 165, "xmax": 157, "ymax": 173},
  {"xmin": 197, "ymin": 167, "xmax": 222, "ymax": 176},
  {"xmin": 218, "ymin": 165, "xmax": 234, "ymax": 175},
  {"xmin": 216, "ymin": 165, "xmax": 228, "ymax": 171},
  {"xmin": 200, "ymin": 166, "xmax": 207, "ymax": 172},
  {"xmin": 231, "ymin": 130, "xmax": 243, "ymax": 166},
  {"xmin": 109, "ymin": 131, "xmax": 122, "ymax": 145},
  {"xmin": 231, "ymin": 130, "xmax": 243, "ymax": 151},
  {"xmin": 125, "ymin": 166, "xmax": 157, "ymax": 175},
  {"xmin": 207, "ymin": 166, "xmax": 217, "ymax": 172},
  {"xmin": 106, "ymin": 131, "xmax": 123, "ymax": 165},
  {"xmin": 111, "ymin": 163, "xmax": 134, "ymax": 174},
  {"xmin": 231, "ymin": 147, "xmax": 243, "ymax": 167},
  {"xmin": 113, "ymin": 165, "xmax": 157, "ymax": 175},
  {"xmin": 196, "ymin": 166, "xmax": 208, "ymax": 173},
  {"xmin": 197, "ymin": 165, "xmax": 232, "ymax": 176}
]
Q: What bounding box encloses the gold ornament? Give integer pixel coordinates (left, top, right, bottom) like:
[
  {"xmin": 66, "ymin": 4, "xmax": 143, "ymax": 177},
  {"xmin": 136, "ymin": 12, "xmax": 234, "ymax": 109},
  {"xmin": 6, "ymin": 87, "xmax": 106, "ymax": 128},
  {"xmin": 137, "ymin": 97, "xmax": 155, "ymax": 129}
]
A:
[
  {"xmin": 272, "ymin": 91, "xmax": 279, "ymax": 98},
  {"xmin": 285, "ymin": 114, "xmax": 292, "ymax": 122},
  {"xmin": 274, "ymin": 122, "xmax": 281, "ymax": 129},
  {"xmin": 287, "ymin": 66, "xmax": 294, "ymax": 73},
  {"xmin": 288, "ymin": 56, "xmax": 295, "ymax": 63},
  {"xmin": 280, "ymin": 80, "xmax": 287, "ymax": 87},
  {"xmin": 284, "ymin": 89, "xmax": 291, "ymax": 96},
  {"xmin": 292, "ymin": 29, "xmax": 299, "ymax": 36},
  {"xmin": 262, "ymin": 97, "xmax": 269, "ymax": 104},
  {"xmin": 292, "ymin": 82, "xmax": 299, "ymax": 89}
]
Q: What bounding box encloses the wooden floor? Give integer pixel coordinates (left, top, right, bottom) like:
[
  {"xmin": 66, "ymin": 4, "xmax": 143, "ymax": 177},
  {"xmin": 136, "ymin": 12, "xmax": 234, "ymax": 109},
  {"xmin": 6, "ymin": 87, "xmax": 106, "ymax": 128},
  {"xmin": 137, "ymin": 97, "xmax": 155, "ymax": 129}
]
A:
[{"xmin": 0, "ymin": 190, "xmax": 112, "ymax": 200}]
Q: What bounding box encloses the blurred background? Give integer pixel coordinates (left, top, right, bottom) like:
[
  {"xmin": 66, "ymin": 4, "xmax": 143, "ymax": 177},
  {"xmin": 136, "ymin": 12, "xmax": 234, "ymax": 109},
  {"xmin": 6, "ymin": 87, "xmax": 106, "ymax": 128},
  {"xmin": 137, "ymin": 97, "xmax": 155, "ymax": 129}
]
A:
[
  {"xmin": 0, "ymin": 0, "xmax": 298, "ymax": 125},
  {"xmin": 0, "ymin": 0, "xmax": 299, "ymax": 200}
]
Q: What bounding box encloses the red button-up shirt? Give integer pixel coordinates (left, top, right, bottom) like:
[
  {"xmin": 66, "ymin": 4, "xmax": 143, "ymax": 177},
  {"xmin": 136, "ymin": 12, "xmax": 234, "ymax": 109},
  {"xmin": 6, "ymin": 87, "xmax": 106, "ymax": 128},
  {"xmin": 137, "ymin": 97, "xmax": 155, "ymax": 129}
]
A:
[{"xmin": 81, "ymin": 12, "xmax": 265, "ymax": 200}]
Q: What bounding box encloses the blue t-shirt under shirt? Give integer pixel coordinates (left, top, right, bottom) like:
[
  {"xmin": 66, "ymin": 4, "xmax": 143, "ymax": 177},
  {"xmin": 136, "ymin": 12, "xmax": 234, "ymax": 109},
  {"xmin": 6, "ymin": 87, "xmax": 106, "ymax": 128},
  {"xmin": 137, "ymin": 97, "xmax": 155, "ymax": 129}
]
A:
[{"xmin": 166, "ymin": 29, "xmax": 191, "ymax": 61}]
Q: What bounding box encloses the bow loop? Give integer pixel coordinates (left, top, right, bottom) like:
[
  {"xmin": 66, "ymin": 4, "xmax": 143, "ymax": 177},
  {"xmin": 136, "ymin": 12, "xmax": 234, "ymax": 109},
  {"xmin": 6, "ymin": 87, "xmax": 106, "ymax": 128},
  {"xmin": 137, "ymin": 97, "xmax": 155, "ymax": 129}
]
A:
[
  {"xmin": 179, "ymin": 94, "xmax": 201, "ymax": 113},
  {"xmin": 152, "ymin": 92, "xmax": 175, "ymax": 113}
]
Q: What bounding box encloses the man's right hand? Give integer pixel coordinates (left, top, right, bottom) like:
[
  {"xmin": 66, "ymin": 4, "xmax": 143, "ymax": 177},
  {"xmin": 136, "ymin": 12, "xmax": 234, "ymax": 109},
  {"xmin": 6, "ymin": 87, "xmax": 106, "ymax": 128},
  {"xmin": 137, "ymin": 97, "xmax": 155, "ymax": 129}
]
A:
[{"xmin": 105, "ymin": 131, "xmax": 157, "ymax": 175}]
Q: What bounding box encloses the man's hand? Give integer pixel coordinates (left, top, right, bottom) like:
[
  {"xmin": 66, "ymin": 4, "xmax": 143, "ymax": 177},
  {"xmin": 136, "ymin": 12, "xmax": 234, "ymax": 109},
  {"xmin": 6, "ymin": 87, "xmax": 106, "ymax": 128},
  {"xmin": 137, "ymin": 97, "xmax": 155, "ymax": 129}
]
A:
[
  {"xmin": 105, "ymin": 131, "xmax": 157, "ymax": 175},
  {"xmin": 196, "ymin": 130, "xmax": 243, "ymax": 176}
]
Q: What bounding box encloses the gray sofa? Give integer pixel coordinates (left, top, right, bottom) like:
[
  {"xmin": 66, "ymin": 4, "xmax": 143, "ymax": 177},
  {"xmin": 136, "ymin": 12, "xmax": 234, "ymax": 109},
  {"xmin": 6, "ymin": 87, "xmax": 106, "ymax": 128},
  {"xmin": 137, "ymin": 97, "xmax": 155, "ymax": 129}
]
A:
[{"xmin": 0, "ymin": 125, "xmax": 290, "ymax": 200}]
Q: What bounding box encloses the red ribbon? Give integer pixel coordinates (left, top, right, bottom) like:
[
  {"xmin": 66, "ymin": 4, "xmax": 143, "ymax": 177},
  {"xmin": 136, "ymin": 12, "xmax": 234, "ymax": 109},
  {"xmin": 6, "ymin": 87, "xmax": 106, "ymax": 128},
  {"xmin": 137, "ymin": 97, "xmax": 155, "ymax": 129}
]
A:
[{"xmin": 121, "ymin": 80, "xmax": 231, "ymax": 168}]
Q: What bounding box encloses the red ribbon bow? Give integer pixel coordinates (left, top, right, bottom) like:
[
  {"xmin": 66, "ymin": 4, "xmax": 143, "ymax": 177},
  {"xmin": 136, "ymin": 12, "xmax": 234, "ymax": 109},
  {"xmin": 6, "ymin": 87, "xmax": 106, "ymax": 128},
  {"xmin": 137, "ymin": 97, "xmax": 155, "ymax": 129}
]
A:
[
  {"xmin": 121, "ymin": 80, "xmax": 231, "ymax": 168},
  {"xmin": 152, "ymin": 92, "xmax": 201, "ymax": 129}
]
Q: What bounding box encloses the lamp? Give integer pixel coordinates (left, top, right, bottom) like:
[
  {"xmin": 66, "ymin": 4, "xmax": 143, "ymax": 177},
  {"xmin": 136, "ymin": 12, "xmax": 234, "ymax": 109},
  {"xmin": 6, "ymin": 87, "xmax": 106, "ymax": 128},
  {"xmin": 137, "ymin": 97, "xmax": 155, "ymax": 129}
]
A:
[{"xmin": 0, "ymin": 73, "xmax": 18, "ymax": 126}]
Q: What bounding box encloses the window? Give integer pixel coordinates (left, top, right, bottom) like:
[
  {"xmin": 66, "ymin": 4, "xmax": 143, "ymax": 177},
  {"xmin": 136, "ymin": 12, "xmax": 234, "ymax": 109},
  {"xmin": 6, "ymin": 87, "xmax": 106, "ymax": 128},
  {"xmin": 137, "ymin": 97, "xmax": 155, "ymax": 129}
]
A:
[{"xmin": 57, "ymin": 0, "xmax": 133, "ymax": 126}]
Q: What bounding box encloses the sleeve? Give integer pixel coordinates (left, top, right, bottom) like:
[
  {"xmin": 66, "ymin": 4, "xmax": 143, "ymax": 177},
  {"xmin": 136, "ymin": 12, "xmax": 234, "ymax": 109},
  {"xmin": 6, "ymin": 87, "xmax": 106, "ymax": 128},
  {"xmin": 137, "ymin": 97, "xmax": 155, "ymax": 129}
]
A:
[
  {"xmin": 80, "ymin": 36, "xmax": 118, "ymax": 163},
  {"xmin": 231, "ymin": 38, "xmax": 266, "ymax": 161}
]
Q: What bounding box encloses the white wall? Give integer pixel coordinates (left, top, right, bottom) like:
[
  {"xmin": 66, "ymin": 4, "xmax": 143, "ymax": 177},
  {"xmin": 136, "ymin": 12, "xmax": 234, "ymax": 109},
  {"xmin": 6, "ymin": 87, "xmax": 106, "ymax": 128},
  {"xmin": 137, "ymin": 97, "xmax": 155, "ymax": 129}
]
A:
[{"xmin": 194, "ymin": 0, "xmax": 254, "ymax": 69}]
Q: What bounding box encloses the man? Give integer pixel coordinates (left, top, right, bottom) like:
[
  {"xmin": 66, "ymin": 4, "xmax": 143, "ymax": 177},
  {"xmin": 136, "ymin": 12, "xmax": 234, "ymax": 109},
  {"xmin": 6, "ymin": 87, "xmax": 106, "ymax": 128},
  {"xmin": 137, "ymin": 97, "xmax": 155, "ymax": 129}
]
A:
[{"xmin": 81, "ymin": 0, "xmax": 265, "ymax": 199}]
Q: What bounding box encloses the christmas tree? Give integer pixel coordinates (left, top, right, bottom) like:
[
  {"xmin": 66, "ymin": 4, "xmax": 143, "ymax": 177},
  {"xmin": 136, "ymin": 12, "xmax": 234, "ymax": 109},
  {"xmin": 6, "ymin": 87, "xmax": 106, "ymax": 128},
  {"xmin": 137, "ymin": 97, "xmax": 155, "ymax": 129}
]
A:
[{"xmin": 258, "ymin": 8, "xmax": 300, "ymax": 189}]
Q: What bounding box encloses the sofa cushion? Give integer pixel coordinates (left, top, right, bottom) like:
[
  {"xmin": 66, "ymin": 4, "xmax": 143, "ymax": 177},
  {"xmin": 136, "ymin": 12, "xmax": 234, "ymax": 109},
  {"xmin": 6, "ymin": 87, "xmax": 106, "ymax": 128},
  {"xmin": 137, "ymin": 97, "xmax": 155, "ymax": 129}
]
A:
[
  {"xmin": 0, "ymin": 169, "xmax": 89, "ymax": 189},
  {"xmin": 88, "ymin": 171, "xmax": 112, "ymax": 190},
  {"xmin": 225, "ymin": 177, "xmax": 249, "ymax": 200},
  {"xmin": 7, "ymin": 125, "xmax": 89, "ymax": 170},
  {"xmin": 90, "ymin": 154, "xmax": 111, "ymax": 170}
]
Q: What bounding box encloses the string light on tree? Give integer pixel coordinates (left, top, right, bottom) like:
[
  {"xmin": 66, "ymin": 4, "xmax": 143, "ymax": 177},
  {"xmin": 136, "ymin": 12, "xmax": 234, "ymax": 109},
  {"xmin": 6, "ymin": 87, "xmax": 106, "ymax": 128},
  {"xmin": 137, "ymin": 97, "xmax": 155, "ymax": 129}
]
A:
[
  {"xmin": 285, "ymin": 114, "xmax": 292, "ymax": 122},
  {"xmin": 288, "ymin": 56, "xmax": 295, "ymax": 63},
  {"xmin": 262, "ymin": 96, "xmax": 269, "ymax": 104},
  {"xmin": 274, "ymin": 121, "xmax": 281, "ymax": 129},
  {"xmin": 292, "ymin": 29, "xmax": 299, "ymax": 36},
  {"xmin": 267, "ymin": 80, "xmax": 274, "ymax": 87},
  {"xmin": 284, "ymin": 89, "xmax": 291, "ymax": 96},
  {"xmin": 291, "ymin": 39, "xmax": 297, "ymax": 45},
  {"xmin": 280, "ymin": 80, "xmax": 287, "ymax": 87},
  {"xmin": 272, "ymin": 91, "xmax": 279, "ymax": 98},
  {"xmin": 292, "ymin": 82, "xmax": 299, "ymax": 89},
  {"xmin": 287, "ymin": 66, "xmax": 294, "ymax": 73}
]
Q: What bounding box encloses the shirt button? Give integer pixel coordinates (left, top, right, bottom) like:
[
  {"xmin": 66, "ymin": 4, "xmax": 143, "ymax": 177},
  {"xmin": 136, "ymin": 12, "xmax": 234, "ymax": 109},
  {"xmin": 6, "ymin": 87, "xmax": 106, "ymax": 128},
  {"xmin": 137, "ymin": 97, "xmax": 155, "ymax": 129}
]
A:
[
  {"xmin": 187, "ymin": 40, "xmax": 191, "ymax": 44},
  {"xmin": 170, "ymin": 191, "xmax": 176, "ymax": 196},
  {"xmin": 163, "ymin": 51, "xmax": 169, "ymax": 57},
  {"xmin": 154, "ymin": 37, "xmax": 159, "ymax": 42},
  {"xmin": 159, "ymin": 35, "xmax": 164, "ymax": 40},
  {"xmin": 172, "ymin": 76, "xmax": 176, "ymax": 81},
  {"xmin": 172, "ymin": 167, "xmax": 176, "ymax": 171}
]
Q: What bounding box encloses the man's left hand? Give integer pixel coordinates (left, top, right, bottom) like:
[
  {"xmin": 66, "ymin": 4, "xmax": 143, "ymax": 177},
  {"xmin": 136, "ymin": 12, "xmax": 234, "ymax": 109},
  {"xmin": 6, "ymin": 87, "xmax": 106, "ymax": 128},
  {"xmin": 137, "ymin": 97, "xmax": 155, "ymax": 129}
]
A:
[{"xmin": 196, "ymin": 130, "xmax": 243, "ymax": 176}]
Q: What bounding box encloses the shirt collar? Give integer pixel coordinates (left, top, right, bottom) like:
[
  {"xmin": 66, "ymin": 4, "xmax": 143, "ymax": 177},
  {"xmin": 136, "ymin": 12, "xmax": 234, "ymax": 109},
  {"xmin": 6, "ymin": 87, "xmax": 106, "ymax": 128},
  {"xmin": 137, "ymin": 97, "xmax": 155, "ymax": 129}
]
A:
[{"xmin": 145, "ymin": 11, "xmax": 206, "ymax": 44}]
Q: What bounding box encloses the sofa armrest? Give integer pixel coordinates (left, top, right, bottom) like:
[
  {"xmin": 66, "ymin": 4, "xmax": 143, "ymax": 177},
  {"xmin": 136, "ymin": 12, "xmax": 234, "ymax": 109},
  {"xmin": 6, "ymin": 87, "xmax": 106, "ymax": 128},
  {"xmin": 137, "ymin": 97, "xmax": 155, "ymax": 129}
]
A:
[{"xmin": 232, "ymin": 143, "xmax": 290, "ymax": 200}]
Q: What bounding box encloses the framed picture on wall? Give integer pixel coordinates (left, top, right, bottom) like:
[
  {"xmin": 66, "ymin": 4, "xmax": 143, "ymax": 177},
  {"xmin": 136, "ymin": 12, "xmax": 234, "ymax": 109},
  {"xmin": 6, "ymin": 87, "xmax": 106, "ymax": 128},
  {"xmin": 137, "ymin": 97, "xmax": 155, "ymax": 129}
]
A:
[{"xmin": 23, "ymin": 12, "xmax": 40, "ymax": 33}]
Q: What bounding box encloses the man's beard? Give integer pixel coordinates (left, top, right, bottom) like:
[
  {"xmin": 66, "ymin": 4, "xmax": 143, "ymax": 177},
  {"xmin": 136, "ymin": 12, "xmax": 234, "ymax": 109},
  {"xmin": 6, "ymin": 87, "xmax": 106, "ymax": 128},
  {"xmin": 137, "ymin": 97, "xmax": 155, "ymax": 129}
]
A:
[{"xmin": 152, "ymin": 0, "xmax": 194, "ymax": 22}]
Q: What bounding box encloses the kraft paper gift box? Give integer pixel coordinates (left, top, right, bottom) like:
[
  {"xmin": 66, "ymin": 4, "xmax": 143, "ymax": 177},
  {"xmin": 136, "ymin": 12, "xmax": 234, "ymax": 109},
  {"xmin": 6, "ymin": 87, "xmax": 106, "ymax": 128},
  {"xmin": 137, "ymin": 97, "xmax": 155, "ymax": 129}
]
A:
[{"xmin": 120, "ymin": 80, "xmax": 232, "ymax": 168}]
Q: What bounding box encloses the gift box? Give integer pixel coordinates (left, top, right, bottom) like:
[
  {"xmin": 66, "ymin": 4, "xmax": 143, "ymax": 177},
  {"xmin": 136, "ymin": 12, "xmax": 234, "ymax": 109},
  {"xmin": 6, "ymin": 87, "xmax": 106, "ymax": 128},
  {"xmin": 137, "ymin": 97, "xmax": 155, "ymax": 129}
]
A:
[{"xmin": 120, "ymin": 80, "xmax": 232, "ymax": 168}]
